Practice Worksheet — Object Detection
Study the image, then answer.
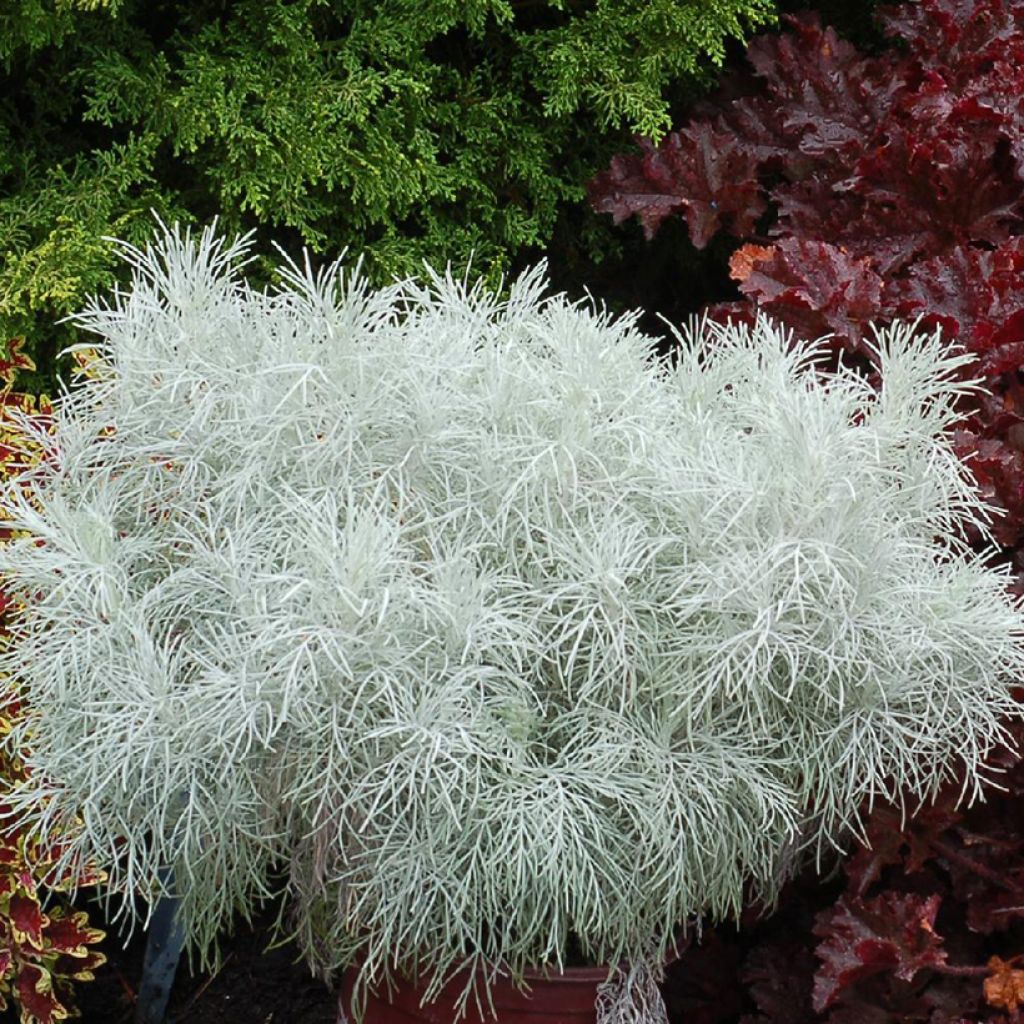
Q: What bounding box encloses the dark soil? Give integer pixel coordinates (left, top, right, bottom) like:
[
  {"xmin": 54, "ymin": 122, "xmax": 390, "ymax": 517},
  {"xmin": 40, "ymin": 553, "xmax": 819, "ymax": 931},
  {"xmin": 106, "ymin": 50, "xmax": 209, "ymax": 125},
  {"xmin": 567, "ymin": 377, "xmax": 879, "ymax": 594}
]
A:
[
  {"xmin": 63, "ymin": 889, "xmax": 782, "ymax": 1024},
  {"xmin": 72, "ymin": 896, "xmax": 340, "ymax": 1024}
]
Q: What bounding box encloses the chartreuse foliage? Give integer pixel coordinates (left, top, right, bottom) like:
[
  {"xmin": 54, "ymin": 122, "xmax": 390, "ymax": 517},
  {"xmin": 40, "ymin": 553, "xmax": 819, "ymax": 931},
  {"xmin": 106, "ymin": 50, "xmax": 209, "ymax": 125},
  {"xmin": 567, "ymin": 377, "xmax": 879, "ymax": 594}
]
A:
[
  {"xmin": 0, "ymin": 0, "xmax": 775, "ymax": 394},
  {"xmin": 0, "ymin": 354, "xmax": 105, "ymax": 1024},
  {"xmin": 1, "ymin": 225, "xmax": 1023, "ymax": 1024}
]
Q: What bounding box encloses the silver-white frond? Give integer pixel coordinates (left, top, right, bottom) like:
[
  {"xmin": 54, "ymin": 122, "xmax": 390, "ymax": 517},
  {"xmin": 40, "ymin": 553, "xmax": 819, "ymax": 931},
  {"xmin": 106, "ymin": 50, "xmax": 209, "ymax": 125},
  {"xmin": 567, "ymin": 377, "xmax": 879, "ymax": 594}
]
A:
[{"xmin": 1, "ymin": 225, "xmax": 1021, "ymax": 1024}]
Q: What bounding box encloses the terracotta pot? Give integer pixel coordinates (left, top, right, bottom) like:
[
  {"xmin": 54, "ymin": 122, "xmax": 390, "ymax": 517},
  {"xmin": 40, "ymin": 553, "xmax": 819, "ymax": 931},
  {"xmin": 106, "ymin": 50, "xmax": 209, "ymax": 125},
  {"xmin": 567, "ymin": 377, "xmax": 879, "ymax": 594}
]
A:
[{"xmin": 339, "ymin": 960, "xmax": 619, "ymax": 1024}]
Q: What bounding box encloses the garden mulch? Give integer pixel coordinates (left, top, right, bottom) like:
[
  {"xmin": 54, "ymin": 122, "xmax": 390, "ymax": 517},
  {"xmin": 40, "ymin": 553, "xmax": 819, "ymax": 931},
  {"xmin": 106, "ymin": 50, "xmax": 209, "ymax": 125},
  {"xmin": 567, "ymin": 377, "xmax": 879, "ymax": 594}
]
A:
[{"xmin": 73, "ymin": 896, "xmax": 340, "ymax": 1024}]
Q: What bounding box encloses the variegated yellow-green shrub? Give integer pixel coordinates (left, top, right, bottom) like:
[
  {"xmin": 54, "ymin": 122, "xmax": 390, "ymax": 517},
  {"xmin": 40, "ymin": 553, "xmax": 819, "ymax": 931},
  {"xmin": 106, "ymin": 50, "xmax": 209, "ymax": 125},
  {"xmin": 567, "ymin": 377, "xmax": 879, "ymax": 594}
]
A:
[{"xmin": 0, "ymin": 344, "xmax": 106, "ymax": 1024}]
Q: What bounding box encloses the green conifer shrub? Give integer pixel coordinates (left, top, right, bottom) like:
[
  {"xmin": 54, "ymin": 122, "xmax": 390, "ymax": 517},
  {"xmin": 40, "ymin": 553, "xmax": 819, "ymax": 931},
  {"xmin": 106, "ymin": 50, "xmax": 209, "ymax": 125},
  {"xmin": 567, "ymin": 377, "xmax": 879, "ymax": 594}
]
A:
[
  {"xmin": 0, "ymin": 0, "xmax": 775, "ymax": 394},
  {"xmin": 1, "ymin": 224, "xmax": 1023, "ymax": 1022}
]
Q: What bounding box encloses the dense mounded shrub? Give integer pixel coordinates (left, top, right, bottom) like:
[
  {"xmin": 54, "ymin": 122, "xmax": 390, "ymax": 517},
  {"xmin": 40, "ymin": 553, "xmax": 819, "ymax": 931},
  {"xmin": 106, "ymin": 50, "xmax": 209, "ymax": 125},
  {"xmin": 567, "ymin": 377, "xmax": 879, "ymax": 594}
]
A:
[
  {"xmin": 0, "ymin": 225, "xmax": 1022, "ymax": 1022},
  {"xmin": 590, "ymin": 0, "xmax": 1024, "ymax": 575},
  {"xmin": 0, "ymin": 0, "xmax": 776, "ymax": 394}
]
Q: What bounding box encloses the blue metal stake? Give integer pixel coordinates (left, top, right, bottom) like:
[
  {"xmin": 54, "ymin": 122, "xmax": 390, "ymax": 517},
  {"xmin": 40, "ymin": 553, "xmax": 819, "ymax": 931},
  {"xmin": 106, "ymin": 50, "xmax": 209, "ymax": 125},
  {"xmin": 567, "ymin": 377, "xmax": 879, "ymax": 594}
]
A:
[{"xmin": 134, "ymin": 869, "xmax": 186, "ymax": 1024}]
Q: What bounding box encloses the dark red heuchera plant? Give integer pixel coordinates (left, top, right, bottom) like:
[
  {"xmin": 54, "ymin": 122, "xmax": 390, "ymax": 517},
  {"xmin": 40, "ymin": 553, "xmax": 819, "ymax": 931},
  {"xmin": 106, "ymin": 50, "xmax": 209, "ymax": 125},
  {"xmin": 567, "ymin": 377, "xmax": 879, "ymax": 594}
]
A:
[
  {"xmin": 589, "ymin": 0, "xmax": 1024, "ymax": 564},
  {"xmin": 591, "ymin": 2, "xmax": 1024, "ymax": 1019}
]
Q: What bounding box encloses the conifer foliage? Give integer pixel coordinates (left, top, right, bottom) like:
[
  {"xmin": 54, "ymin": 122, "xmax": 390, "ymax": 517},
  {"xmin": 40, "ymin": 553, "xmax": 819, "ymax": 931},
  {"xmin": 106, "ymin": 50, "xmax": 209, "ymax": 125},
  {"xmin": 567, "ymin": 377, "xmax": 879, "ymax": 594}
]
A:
[
  {"xmin": 0, "ymin": 0, "xmax": 774, "ymax": 393},
  {"xmin": 589, "ymin": 0, "xmax": 1024, "ymax": 570}
]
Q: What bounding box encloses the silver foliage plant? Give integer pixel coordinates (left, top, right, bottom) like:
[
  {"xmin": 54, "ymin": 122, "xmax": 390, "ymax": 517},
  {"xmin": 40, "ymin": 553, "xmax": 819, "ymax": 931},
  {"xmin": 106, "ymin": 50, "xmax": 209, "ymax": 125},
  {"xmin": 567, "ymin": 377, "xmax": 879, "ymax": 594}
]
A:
[{"xmin": 1, "ymin": 224, "xmax": 1023, "ymax": 1022}]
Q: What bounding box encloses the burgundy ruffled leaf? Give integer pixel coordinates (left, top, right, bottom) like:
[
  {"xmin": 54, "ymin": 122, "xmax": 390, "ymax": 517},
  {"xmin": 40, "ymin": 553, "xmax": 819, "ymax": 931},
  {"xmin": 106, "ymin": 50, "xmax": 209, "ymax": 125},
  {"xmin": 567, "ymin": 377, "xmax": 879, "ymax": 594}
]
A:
[
  {"xmin": 732, "ymin": 239, "xmax": 885, "ymax": 353},
  {"xmin": 878, "ymin": 0, "xmax": 1024, "ymax": 69},
  {"xmin": 848, "ymin": 130, "xmax": 1022, "ymax": 258},
  {"xmin": 964, "ymin": 880, "xmax": 1024, "ymax": 935},
  {"xmin": 974, "ymin": 314, "xmax": 1024, "ymax": 377},
  {"xmin": 793, "ymin": 127, "xmax": 1021, "ymax": 279},
  {"xmin": 929, "ymin": 796, "xmax": 1024, "ymax": 934},
  {"xmin": 775, "ymin": 187, "xmax": 939, "ymax": 278},
  {"xmin": 877, "ymin": 0, "xmax": 1024, "ymax": 192},
  {"xmin": 587, "ymin": 125, "xmax": 766, "ymax": 247},
  {"xmin": 948, "ymin": 59, "xmax": 1024, "ymax": 179},
  {"xmin": 841, "ymin": 830, "xmax": 910, "ymax": 902},
  {"xmin": 587, "ymin": 144, "xmax": 683, "ymax": 240},
  {"xmin": 812, "ymin": 892, "xmax": 948, "ymax": 1012},
  {"xmin": 897, "ymin": 52, "xmax": 1024, "ymax": 150},
  {"xmin": 828, "ymin": 970, "xmax": 992, "ymax": 1024},
  {"xmin": 741, "ymin": 15, "xmax": 896, "ymax": 166},
  {"xmin": 844, "ymin": 797, "xmax": 962, "ymax": 898},
  {"xmin": 824, "ymin": 978, "xmax": 958, "ymax": 1024},
  {"xmin": 954, "ymin": 431, "xmax": 1024, "ymax": 546},
  {"xmin": 592, "ymin": 0, "xmax": 1024, "ymax": 266},
  {"xmin": 891, "ymin": 240, "xmax": 1024, "ymax": 379},
  {"xmin": 894, "ymin": 240, "xmax": 1024, "ymax": 330}
]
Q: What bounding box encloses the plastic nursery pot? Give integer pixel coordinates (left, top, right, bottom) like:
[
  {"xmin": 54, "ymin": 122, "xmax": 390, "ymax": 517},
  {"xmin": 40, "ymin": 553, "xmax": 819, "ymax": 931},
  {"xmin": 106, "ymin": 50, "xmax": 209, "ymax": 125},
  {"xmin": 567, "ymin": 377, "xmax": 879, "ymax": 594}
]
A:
[{"xmin": 339, "ymin": 956, "xmax": 670, "ymax": 1024}]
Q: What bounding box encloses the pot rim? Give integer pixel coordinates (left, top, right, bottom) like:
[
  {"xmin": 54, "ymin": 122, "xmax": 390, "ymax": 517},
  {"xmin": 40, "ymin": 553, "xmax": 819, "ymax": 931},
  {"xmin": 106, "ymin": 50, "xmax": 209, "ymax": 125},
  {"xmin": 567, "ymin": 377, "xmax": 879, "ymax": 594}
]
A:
[
  {"xmin": 347, "ymin": 932, "xmax": 688, "ymax": 988},
  {"xmin": 501, "ymin": 935, "xmax": 687, "ymax": 983}
]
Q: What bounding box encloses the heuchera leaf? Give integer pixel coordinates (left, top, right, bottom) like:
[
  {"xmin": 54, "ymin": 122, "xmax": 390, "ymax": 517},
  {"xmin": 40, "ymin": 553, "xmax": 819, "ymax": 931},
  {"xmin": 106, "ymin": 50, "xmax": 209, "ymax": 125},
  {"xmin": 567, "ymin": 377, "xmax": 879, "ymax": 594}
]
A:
[
  {"xmin": 587, "ymin": 125, "xmax": 766, "ymax": 246},
  {"xmin": 591, "ymin": 0, "xmax": 1024, "ymax": 556},
  {"xmin": 984, "ymin": 956, "xmax": 1024, "ymax": 1014},
  {"xmin": 812, "ymin": 892, "xmax": 948, "ymax": 1012},
  {"xmin": 954, "ymin": 431, "xmax": 1024, "ymax": 546},
  {"xmin": 842, "ymin": 796, "xmax": 962, "ymax": 898},
  {"xmin": 877, "ymin": 0, "xmax": 1024, "ymax": 70},
  {"xmin": 962, "ymin": 872, "xmax": 1024, "ymax": 935},
  {"xmin": 695, "ymin": 14, "xmax": 901, "ymax": 172},
  {"xmin": 891, "ymin": 240, "xmax": 1024, "ymax": 364},
  {"xmin": 836, "ymin": 127, "xmax": 1023, "ymax": 271},
  {"xmin": 743, "ymin": 18, "xmax": 888, "ymax": 162},
  {"xmin": 728, "ymin": 244, "xmax": 776, "ymax": 284},
  {"xmin": 721, "ymin": 238, "xmax": 885, "ymax": 353},
  {"xmin": 738, "ymin": 942, "xmax": 817, "ymax": 1023}
]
